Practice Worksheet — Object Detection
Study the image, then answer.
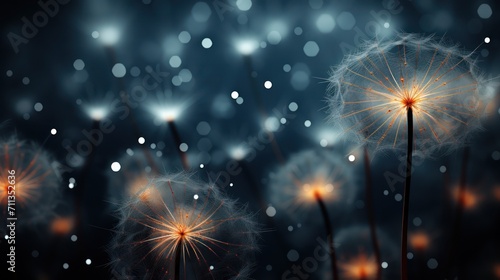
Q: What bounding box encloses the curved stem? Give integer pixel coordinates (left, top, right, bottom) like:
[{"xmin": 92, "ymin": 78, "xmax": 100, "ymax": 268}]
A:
[
  {"xmin": 316, "ymin": 196, "xmax": 339, "ymax": 280},
  {"xmin": 364, "ymin": 148, "xmax": 382, "ymax": 280},
  {"xmin": 401, "ymin": 107, "xmax": 413, "ymax": 280},
  {"xmin": 174, "ymin": 240, "xmax": 182, "ymax": 280}
]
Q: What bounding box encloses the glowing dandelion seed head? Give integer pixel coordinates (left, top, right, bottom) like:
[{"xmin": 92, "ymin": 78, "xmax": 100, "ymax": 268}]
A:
[
  {"xmin": 301, "ymin": 181, "xmax": 336, "ymax": 202},
  {"xmin": 410, "ymin": 231, "xmax": 430, "ymax": 251},
  {"xmin": 235, "ymin": 38, "xmax": 259, "ymax": 55},
  {"xmin": 268, "ymin": 149, "xmax": 357, "ymax": 217},
  {"xmin": 86, "ymin": 106, "xmax": 109, "ymax": 121},
  {"xmin": 328, "ymin": 34, "xmax": 486, "ymax": 156},
  {"xmin": 452, "ymin": 187, "xmax": 480, "ymax": 209},
  {"xmin": 339, "ymin": 254, "xmax": 378, "ymax": 280},
  {"xmin": 155, "ymin": 107, "xmax": 181, "ymax": 122},
  {"xmin": 100, "ymin": 26, "xmax": 120, "ymax": 45},
  {"xmin": 0, "ymin": 137, "xmax": 61, "ymax": 230},
  {"xmin": 106, "ymin": 149, "xmax": 168, "ymax": 207},
  {"xmin": 334, "ymin": 225, "xmax": 398, "ymax": 261},
  {"xmin": 109, "ymin": 173, "xmax": 259, "ymax": 279},
  {"xmin": 228, "ymin": 145, "xmax": 250, "ymax": 161}
]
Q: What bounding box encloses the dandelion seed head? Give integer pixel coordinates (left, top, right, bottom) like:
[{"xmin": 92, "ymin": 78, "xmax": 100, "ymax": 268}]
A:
[
  {"xmin": 328, "ymin": 34, "xmax": 486, "ymax": 156},
  {"xmin": 50, "ymin": 216, "xmax": 75, "ymax": 236},
  {"xmin": 109, "ymin": 173, "xmax": 259, "ymax": 279},
  {"xmin": 409, "ymin": 231, "xmax": 430, "ymax": 251},
  {"xmin": 0, "ymin": 137, "xmax": 61, "ymax": 230},
  {"xmin": 106, "ymin": 149, "xmax": 169, "ymax": 207},
  {"xmin": 335, "ymin": 225, "xmax": 398, "ymax": 260},
  {"xmin": 339, "ymin": 253, "xmax": 378, "ymax": 280},
  {"xmin": 452, "ymin": 186, "xmax": 480, "ymax": 209},
  {"xmin": 268, "ymin": 149, "xmax": 357, "ymax": 218}
]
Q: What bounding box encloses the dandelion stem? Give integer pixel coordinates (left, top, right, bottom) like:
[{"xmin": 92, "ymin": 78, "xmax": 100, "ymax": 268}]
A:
[
  {"xmin": 316, "ymin": 195, "xmax": 339, "ymax": 280},
  {"xmin": 106, "ymin": 46, "xmax": 159, "ymax": 173},
  {"xmin": 75, "ymin": 119, "xmax": 100, "ymax": 278},
  {"xmin": 401, "ymin": 107, "xmax": 413, "ymax": 280},
  {"xmin": 174, "ymin": 239, "xmax": 182, "ymax": 280},
  {"xmin": 168, "ymin": 121, "xmax": 190, "ymax": 170},
  {"xmin": 243, "ymin": 55, "xmax": 285, "ymax": 165},
  {"xmin": 363, "ymin": 147, "xmax": 382, "ymax": 280},
  {"xmin": 446, "ymin": 147, "xmax": 470, "ymax": 278}
]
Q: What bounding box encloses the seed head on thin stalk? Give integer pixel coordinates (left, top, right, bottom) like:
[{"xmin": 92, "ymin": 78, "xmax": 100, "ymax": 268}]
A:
[
  {"xmin": 0, "ymin": 137, "xmax": 61, "ymax": 232},
  {"xmin": 268, "ymin": 149, "xmax": 357, "ymax": 280},
  {"xmin": 109, "ymin": 173, "xmax": 259, "ymax": 280},
  {"xmin": 106, "ymin": 149, "xmax": 174, "ymax": 207},
  {"xmin": 328, "ymin": 34, "xmax": 486, "ymax": 157},
  {"xmin": 268, "ymin": 149, "xmax": 357, "ymax": 217},
  {"xmin": 328, "ymin": 34, "xmax": 487, "ymax": 280}
]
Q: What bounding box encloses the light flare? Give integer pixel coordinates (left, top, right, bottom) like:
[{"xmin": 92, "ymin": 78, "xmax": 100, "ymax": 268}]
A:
[
  {"xmin": 453, "ymin": 187, "xmax": 480, "ymax": 209},
  {"xmin": 409, "ymin": 231, "xmax": 430, "ymax": 251},
  {"xmin": 339, "ymin": 254, "xmax": 378, "ymax": 280}
]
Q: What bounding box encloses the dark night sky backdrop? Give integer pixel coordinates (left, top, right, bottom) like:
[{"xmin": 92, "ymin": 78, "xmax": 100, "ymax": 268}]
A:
[{"xmin": 1, "ymin": 0, "xmax": 499, "ymax": 279}]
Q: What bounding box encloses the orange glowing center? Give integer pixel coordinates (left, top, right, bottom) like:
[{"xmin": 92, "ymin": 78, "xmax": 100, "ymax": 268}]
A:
[
  {"xmin": 454, "ymin": 189, "xmax": 479, "ymax": 209},
  {"xmin": 177, "ymin": 227, "xmax": 187, "ymax": 238},
  {"xmin": 402, "ymin": 96, "xmax": 417, "ymax": 109},
  {"xmin": 340, "ymin": 254, "xmax": 377, "ymax": 280},
  {"xmin": 313, "ymin": 189, "xmax": 321, "ymax": 199},
  {"xmin": 302, "ymin": 180, "xmax": 334, "ymax": 202},
  {"xmin": 494, "ymin": 264, "xmax": 500, "ymax": 278},
  {"xmin": 400, "ymin": 86, "xmax": 422, "ymax": 110},
  {"xmin": 461, "ymin": 192, "xmax": 477, "ymax": 208},
  {"xmin": 494, "ymin": 187, "xmax": 500, "ymax": 201},
  {"xmin": 51, "ymin": 217, "xmax": 74, "ymax": 235},
  {"xmin": 410, "ymin": 232, "xmax": 430, "ymax": 251}
]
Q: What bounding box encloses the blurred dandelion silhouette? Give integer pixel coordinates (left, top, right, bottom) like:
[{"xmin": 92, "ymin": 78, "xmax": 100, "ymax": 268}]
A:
[
  {"xmin": 109, "ymin": 173, "xmax": 259, "ymax": 280},
  {"xmin": 50, "ymin": 216, "xmax": 75, "ymax": 236},
  {"xmin": 269, "ymin": 149, "xmax": 357, "ymax": 280},
  {"xmin": 493, "ymin": 186, "xmax": 500, "ymax": 202},
  {"xmin": 494, "ymin": 263, "xmax": 500, "ymax": 279},
  {"xmin": 339, "ymin": 253, "xmax": 378, "ymax": 280},
  {"xmin": 321, "ymin": 226, "xmax": 398, "ymax": 280},
  {"xmin": 409, "ymin": 231, "xmax": 430, "ymax": 252},
  {"xmin": 147, "ymin": 89, "xmax": 196, "ymax": 170},
  {"xmin": 0, "ymin": 137, "xmax": 61, "ymax": 231},
  {"xmin": 452, "ymin": 185, "xmax": 481, "ymax": 210},
  {"xmin": 335, "ymin": 225, "xmax": 398, "ymax": 266},
  {"xmin": 328, "ymin": 33, "xmax": 485, "ymax": 280},
  {"xmin": 268, "ymin": 149, "xmax": 356, "ymax": 213},
  {"xmin": 106, "ymin": 149, "xmax": 173, "ymax": 207}
]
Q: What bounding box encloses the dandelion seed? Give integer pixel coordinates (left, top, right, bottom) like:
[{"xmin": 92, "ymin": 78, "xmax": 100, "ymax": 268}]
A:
[
  {"xmin": 0, "ymin": 137, "xmax": 61, "ymax": 231},
  {"xmin": 268, "ymin": 149, "xmax": 356, "ymax": 213},
  {"xmin": 109, "ymin": 173, "xmax": 259, "ymax": 279},
  {"xmin": 328, "ymin": 34, "xmax": 486, "ymax": 280},
  {"xmin": 328, "ymin": 34, "xmax": 484, "ymax": 155},
  {"xmin": 269, "ymin": 149, "xmax": 357, "ymax": 280}
]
